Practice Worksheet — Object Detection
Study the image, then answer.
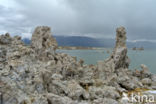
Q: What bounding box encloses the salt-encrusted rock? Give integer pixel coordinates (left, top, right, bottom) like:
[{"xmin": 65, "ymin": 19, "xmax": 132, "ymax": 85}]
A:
[
  {"xmin": 0, "ymin": 33, "xmax": 23, "ymax": 46},
  {"xmin": 97, "ymin": 60, "xmax": 117, "ymax": 81},
  {"xmin": 51, "ymin": 73, "xmax": 63, "ymax": 80},
  {"xmin": 12, "ymin": 35, "xmax": 24, "ymax": 45},
  {"xmin": 97, "ymin": 60, "xmax": 115, "ymax": 75},
  {"xmin": 46, "ymin": 93, "xmax": 74, "ymax": 104},
  {"xmin": 78, "ymin": 59, "xmax": 84, "ymax": 67},
  {"xmin": 113, "ymin": 47, "xmax": 129, "ymax": 70},
  {"xmin": 115, "ymin": 27, "xmax": 127, "ymax": 47},
  {"xmin": 97, "ymin": 27, "xmax": 130, "ymax": 80},
  {"xmin": 140, "ymin": 64, "xmax": 151, "ymax": 78},
  {"xmin": 20, "ymin": 94, "xmax": 48, "ymax": 104},
  {"xmin": 141, "ymin": 78, "xmax": 152, "ymax": 85},
  {"xmin": 31, "ymin": 26, "xmax": 58, "ymax": 51},
  {"xmin": 112, "ymin": 26, "xmax": 130, "ymax": 69},
  {"xmin": 0, "ymin": 47, "xmax": 6, "ymax": 62},
  {"xmin": 89, "ymin": 86, "xmax": 120, "ymax": 100},
  {"xmin": 0, "ymin": 26, "xmax": 155, "ymax": 104},
  {"xmin": 151, "ymin": 74, "xmax": 156, "ymax": 82},
  {"xmin": 67, "ymin": 80, "xmax": 89, "ymax": 100},
  {"xmin": 93, "ymin": 98, "xmax": 118, "ymax": 104},
  {"xmin": 141, "ymin": 64, "xmax": 149, "ymax": 73},
  {"xmin": 151, "ymin": 74, "xmax": 156, "ymax": 89},
  {"xmin": 48, "ymin": 80, "xmax": 68, "ymax": 95},
  {"xmin": 0, "ymin": 33, "xmax": 12, "ymax": 44},
  {"xmin": 117, "ymin": 75, "xmax": 143, "ymax": 90}
]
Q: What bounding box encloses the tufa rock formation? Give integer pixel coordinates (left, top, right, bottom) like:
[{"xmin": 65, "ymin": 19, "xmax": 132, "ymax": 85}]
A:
[
  {"xmin": 112, "ymin": 26, "xmax": 130, "ymax": 70},
  {"xmin": 0, "ymin": 26, "xmax": 155, "ymax": 104},
  {"xmin": 31, "ymin": 26, "xmax": 58, "ymax": 60},
  {"xmin": 0, "ymin": 33, "xmax": 12, "ymax": 44},
  {"xmin": 115, "ymin": 26, "xmax": 127, "ymax": 48},
  {"xmin": 97, "ymin": 26, "xmax": 130, "ymax": 80},
  {"xmin": 31, "ymin": 26, "xmax": 57, "ymax": 52}
]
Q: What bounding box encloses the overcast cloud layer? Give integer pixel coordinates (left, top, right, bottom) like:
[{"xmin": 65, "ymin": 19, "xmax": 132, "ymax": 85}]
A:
[{"xmin": 0, "ymin": 0, "xmax": 156, "ymax": 42}]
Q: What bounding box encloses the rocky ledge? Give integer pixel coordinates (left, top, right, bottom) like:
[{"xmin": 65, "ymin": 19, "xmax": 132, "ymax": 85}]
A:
[{"xmin": 0, "ymin": 26, "xmax": 156, "ymax": 104}]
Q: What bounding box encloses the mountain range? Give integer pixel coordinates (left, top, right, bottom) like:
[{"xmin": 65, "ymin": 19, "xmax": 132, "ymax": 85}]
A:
[{"xmin": 22, "ymin": 36, "xmax": 156, "ymax": 49}]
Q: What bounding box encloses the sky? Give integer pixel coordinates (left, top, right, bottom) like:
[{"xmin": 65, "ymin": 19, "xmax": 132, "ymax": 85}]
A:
[{"xmin": 0, "ymin": 0, "xmax": 156, "ymax": 42}]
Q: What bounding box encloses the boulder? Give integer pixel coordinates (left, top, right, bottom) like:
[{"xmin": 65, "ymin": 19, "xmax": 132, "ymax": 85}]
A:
[
  {"xmin": 67, "ymin": 80, "xmax": 89, "ymax": 100},
  {"xmin": 141, "ymin": 78, "xmax": 152, "ymax": 85},
  {"xmin": 151, "ymin": 74, "xmax": 156, "ymax": 82},
  {"xmin": 89, "ymin": 86, "xmax": 120, "ymax": 100},
  {"xmin": 46, "ymin": 93, "xmax": 74, "ymax": 104},
  {"xmin": 117, "ymin": 75, "xmax": 143, "ymax": 90},
  {"xmin": 12, "ymin": 35, "xmax": 23, "ymax": 45},
  {"xmin": 140, "ymin": 64, "xmax": 151, "ymax": 78}
]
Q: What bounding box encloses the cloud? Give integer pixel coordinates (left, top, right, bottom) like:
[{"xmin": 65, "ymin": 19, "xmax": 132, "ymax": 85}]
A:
[
  {"xmin": 0, "ymin": 4, "xmax": 34, "ymax": 37},
  {"xmin": 0, "ymin": 0, "xmax": 156, "ymax": 42},
  {"xmin": 65, "ymin": 0, "xmax": 156, "ymax": 40},
  {"xmin": 22, "ymin": 32, "xmax": 32, "ymax": 39}
]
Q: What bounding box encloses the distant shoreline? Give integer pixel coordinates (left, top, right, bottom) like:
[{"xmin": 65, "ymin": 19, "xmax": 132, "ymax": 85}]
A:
[
  {"xmin": 57, "ymin": 46, "xmax": 105, "ymax": 50},
  {"xmin": 58, "ymin": 46, "xmax": 146, "ymax": 51}
]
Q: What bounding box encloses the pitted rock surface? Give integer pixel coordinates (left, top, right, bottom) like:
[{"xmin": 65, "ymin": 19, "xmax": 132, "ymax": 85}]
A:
[{"xmin": 0, "ymin": 26, "xmax": 155, "ymax": 104}]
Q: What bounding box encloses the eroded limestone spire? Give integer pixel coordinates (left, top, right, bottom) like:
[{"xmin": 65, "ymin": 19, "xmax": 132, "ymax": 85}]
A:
[
  {"xmin": 113, "ymin": 26, "xmax": 129, "ymax": 69},
  {"xmin": 115, "ymin": 26, "xmax": 127, "ymax": 48},
  {"xmin": 97, "ymin": 26, "xmax": 130, "ymax": 79},
  {"xmin": 31, "ymin": 26, "xmax": 58, "ymax": 51}
]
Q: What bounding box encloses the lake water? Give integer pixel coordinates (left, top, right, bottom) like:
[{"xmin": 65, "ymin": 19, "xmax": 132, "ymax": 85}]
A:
[{"xmin": 57, "ymin": 49, "xmax": 156, "ymax": 73}]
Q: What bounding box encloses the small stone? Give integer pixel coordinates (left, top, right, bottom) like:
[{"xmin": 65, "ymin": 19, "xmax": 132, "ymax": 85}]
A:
[
  {"xmin": 51, "ymin": 74, "xmax": 63, "ymax": 80},
  {"xmin": 141, "ymin": 78, "xmax": 152, "ymax": 85}
]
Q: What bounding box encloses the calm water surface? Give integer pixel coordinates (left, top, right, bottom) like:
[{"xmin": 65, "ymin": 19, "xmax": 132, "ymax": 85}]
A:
[{"xmin": 57, "ymin": 49, "xmax": 156, "ymax": 73}]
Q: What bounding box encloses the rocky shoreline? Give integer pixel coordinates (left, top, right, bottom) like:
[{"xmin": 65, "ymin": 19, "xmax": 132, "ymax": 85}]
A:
[{"xmin": 0, "ymin": 26, "xmax": 156, "ymax": 104}]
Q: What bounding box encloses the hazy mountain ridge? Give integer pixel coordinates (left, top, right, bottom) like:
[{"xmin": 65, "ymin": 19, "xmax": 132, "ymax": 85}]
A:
[{"xmin": 22, "ymin": 36, "xmax": 156, "ymax": 48}]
